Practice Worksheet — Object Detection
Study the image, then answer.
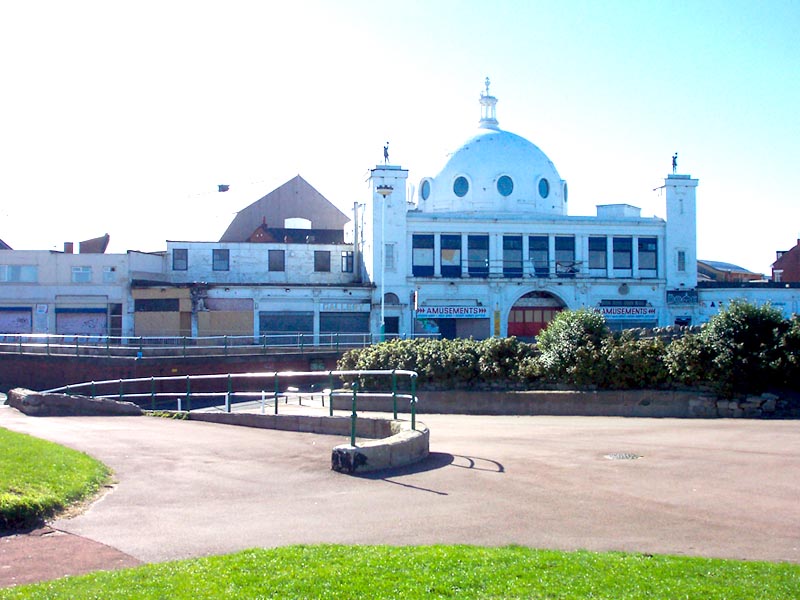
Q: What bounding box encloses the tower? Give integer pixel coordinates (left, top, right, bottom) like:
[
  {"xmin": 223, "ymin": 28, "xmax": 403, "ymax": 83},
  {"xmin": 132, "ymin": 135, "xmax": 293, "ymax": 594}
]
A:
[
  {"xmin": 664, "ymin": 173, "xmax": 699, "ymax": 289},
  {"xmin": 364, "ymin": 163, "xmax": 409, "ymax": 336}
]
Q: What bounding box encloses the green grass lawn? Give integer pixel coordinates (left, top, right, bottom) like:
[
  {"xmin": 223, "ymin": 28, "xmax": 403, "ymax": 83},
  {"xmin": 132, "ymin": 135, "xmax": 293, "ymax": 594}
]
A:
[
  {"xmin": 0, "ymin": 427, "xmax": 110, "ymax": 529},
  {"xmin": 1, "ymin": 545, "xmax": 798, "ymax": 599}
]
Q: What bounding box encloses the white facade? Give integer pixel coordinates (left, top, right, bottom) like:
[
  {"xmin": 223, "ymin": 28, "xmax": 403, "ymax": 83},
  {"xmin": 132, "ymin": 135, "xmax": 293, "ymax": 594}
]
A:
[{"xmin": 360, "ymin": 85, "xmax": 704, "ymax": 339}]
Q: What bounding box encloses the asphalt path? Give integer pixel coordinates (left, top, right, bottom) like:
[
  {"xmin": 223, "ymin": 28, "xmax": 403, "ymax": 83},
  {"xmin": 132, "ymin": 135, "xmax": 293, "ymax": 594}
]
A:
[{"xmin": 1, "ymin": 405, "xmax": 798, "ymax": 567}]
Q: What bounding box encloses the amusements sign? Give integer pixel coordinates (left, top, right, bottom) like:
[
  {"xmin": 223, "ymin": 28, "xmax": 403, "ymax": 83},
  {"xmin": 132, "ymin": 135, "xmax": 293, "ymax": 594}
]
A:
[
  {"xmin": 594, "ymin": 306, "xmax": 657, "ymax": 320},
  {"xmin": 416, "ymin": 306, "xmax": 489, "ymax": 319}
]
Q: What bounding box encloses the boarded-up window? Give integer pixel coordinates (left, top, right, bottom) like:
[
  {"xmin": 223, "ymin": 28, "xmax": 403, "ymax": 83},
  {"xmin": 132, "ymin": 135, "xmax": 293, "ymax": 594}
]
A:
[
  {"xmin": 259, "ymin": 311, "xmax": 313, "ymax": 335},
  {"xmin": 0, "ymin": 307, "xmax": 32, "ymax": 333},
  {"xmin": 55, "ymin": 308, "xmax": 107, "ymax": 335},
  {"xmin": 320, "ymin": 312, "xmax": 369, "ymax": 334}
]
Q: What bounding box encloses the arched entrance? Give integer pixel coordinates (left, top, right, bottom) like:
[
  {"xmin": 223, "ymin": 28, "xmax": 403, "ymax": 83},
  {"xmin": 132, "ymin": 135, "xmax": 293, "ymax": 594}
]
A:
[{"xmin": 508, "ymin": 291, "xmax": 566, "ymax": 341}]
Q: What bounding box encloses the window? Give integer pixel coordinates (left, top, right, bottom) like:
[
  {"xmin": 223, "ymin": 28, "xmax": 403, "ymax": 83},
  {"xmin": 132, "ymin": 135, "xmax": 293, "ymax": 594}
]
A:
[
  {"xmin": 412, "ymin": 235, "xmax": 434, "ymax": 277},
  {"xmin": 613, "ymin": 237, "xmax": 632, "ymax": 269},
  {"xmin": 420, "ymin": 179, "xmax": 431, "ymax": 201},
  {"xmin": 135, "ymin": 298, "xmax": 180, "ymax": 312},
  {"xmin": 103, "ymin": 266, "xmax": 117, "ymax": 283},
  {"xmin": 638, "ymin": 237, "xmax": 658, "ymax": 274},
  {"xmin": 453, "ymin": 176, "xmax": 469, "ymax": 198},
  {"xmin": 269, "ymin": 249, "xmax": 285, "ymax": 272},
  {"xmin": 71, "ymin": 266, "xmax": 92, "ymax": 283},
  {"xmin": 172, "ymin": 248, "xmax": 188, "ymax": 271},
  {"xmin": 467, "ymin": 235, "xmax": 489, "ymax": 277},
  {"xmin": 0, "ymin": 265, "xmax": 38, "ymax": 282},
  {"xmin": 555, "ymin": 236, "xmax": 576, "ymax": 277},
  {"xmin": 341, "ymin": 251, "xmax": 354, "ymax": 273},
  {"xmin": 440, "ymin": 234, "xmax": 462, "ymax": 278},
  {"xmin": 497, "ymin": 175, "xmax": 513, "ymax": 197},
  {"xmin": 503, "ymin": 236, "xmax": 523, "ymax": 278},
  {"xmin": 384, "ymin": 244, "xmax": 395, "ymax": 270},
  {"xmin": 314, "ymin": 250, "xmax": 331, "ymax": 272},
  {"xmin": 538, "ymin": 178, "xmax": 550, "ymax": 198},
  {"xmin": 677, "ymin": 250, "xmax": 686, "ymax": 272},
  {"xmin": 212, "ymin": 249, "xmax": 230, "ymax": 271},
  {"xmin": 529, "ymin": 236, "xmax": 549, "ymax": 277},
  {"xmin": 588, "ymin": 237, "xmax": 607, "ymax": 269}
]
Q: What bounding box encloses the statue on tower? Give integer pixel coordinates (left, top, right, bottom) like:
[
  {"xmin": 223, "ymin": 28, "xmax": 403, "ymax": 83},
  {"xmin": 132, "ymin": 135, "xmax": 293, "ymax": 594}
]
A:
[
  {"xmin": 672, "ymin": 152, "xmax": 678, "ymax": 173},
  {"xmin": 383, "ymin": 142, "xmax": 389, "ymax": 164}
]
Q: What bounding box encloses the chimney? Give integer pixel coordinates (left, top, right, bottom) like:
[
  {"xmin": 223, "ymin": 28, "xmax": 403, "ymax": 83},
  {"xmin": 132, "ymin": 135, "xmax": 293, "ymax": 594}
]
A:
[{"xmin": 64, "ymin": 242, "xmax": 74, "ymax": 254}]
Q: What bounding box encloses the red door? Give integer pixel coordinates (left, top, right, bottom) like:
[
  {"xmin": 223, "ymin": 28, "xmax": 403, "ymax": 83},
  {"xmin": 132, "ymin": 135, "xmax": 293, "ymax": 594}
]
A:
[{"xmin": 507, "ymin": 307, "xmax": 562, "ymax": 338}]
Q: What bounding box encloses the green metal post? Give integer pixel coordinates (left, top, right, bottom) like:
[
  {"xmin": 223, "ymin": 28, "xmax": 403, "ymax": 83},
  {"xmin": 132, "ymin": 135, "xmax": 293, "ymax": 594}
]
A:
[
  {"xmin": 411, "ymin": 374, "xmax": 417, "ymax": 431},
  {"xmin": 350, "ymin": 381, "xmax": 358, "ymax": 447},
  {"xmin": 182, "ymin": 336, "xmax": 187, "ymax": 358},
  {"xmin": 91, "ymin": 381, "xmax": 96, "ymax": 399},
  {"xmin": 106, "ymin": 336, "xmax": 110, "ymax": 357},
  {"xmin": 328, "ymin": 371, "xmax": 334, "ymax": 417},
  {"xmin": 186, "ymin": 375, "xmax": 191, "ymax": 412},
  {"xmin": 335, "ymin": 333, "xmax": 339, "ymax": 353},
  {"xmin": 299, "ymin": 333, "xmax": 304, "ymax": 353},
  {"xmin": 75, "ymin": 338, "xmax": 80, "ymax": 357},
  {"xmin": 46, "ymin": 337, "xmax": 50, "ymax": 356},
  {"xmin": 138, "ymin": 337, "xmax": 143, "ymax": 358},
  {"xmin": 18, "ymin": 336, "xmax": 22, "ymax": 354},
  {"xmin": 226, "ymin": 374, "xmax": 232, "ymax": 413},
  {"xmin": 274, "ymin": 373, "xmax": 279, "ymax": 415},
  {"xmin": 150, "ymin": 377, "xmax": 156, "ymax": 411},
  {"xmin": 262, "ymin": 334, "xmax": 267, "ymax": 354},
  {"xmin": 224, "ymin": 335, "xmax": 228, "ymax": 356},
  {"xmin": 392, "ymin": 370, "xmax": 398, "ymax": 419},
  {"xmin": 118, "ymin": 379, "xmax": 123, "ymax": 402}
]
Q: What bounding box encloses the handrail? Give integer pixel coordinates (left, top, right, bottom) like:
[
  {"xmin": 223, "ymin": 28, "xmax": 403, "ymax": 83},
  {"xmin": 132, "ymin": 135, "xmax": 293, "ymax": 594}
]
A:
[
  {"xmin": 43, "ymin": 369, "xmax": 419, "ymax": 444},
  {"xmin": 0, "ymin": 333, "xmax": 440, "ymax": 359}
]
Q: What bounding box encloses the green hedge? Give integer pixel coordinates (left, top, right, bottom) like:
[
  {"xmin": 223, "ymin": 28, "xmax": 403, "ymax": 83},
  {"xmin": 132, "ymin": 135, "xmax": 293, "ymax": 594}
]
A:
[{"xmin": 338, "ymin": 301, "xmax": 798, "ymax": 396}]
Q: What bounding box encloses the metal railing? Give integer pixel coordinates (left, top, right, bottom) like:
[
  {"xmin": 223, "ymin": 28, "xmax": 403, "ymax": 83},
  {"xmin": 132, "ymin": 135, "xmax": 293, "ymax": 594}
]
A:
[
  {"xmin": 44, "ymin": 369, "xmax": 419, "ymax": 446},
  {"xmin": 0, "ymin": 333, "xmax": 439, "ymax": 359}
]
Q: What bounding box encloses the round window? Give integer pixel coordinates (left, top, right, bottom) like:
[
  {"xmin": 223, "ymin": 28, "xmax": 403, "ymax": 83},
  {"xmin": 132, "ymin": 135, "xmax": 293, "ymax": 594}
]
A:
[
  {"xmin": 497, "ymin": 175, "xmax": 513, "ymax": 197},
  {"xmin": 538, "ymin": 178, "xmax": 550, "ymax": 199},
  {"xmin": 454, "ymin": 176, "xmax": 469, "ymax": 197},
  {"xmin": 563, "ymin": 182, "xmax": 568, "ymax": 203},
  {"xmin": 420, "ymin": 179, "xmax": 431, "ymax": 201}
]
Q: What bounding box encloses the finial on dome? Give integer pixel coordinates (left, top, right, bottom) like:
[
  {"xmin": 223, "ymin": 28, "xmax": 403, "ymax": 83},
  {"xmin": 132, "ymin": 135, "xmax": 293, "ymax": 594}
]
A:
[{"xmin": 479, "ymin": 76, "xmax": 499, "ymax": 130}]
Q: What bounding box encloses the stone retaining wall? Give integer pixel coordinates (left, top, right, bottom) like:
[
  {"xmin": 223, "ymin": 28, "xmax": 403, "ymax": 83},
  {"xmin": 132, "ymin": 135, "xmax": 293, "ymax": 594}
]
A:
[
  {"xmin": 334, "ymin": 389, "xmax": 785, "ymax": 419},
  {"xmin": 6, "ymin": 388, "xmax": 142, "ymax": 417},
  {"xmin": 189, "ymin": 412, "xmax": 429, "ymax": 474}
]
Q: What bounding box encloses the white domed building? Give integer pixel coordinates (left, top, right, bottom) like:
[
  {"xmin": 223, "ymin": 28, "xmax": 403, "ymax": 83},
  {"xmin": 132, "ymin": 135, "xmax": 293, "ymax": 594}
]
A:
[{"xmin": 362, "ymin": 79, "xmax": 699, "ymax": 340}]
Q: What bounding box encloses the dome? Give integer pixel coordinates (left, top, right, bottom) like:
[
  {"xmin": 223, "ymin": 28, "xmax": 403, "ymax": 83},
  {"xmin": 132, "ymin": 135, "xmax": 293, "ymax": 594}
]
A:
[{"xmin": 418, "ymin": 80, "xmax": 566, "ymax": 216}]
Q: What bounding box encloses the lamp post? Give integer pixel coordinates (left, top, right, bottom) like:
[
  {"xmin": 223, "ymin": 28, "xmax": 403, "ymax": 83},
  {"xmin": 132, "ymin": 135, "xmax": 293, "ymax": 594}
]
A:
[{"xmin": 376, "ymin": 184, "xmax": 393, "ymax": 341}]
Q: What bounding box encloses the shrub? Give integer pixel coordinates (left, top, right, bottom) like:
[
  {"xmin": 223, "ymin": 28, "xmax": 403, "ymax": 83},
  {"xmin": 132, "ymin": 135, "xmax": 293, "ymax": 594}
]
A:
[
  {"xmin": 600, "ymin": 334, "xmax": 670, "ymax": 389},
  {"xmin": 779, "ymin": 315, "xmax": 800, "ymax": 387},
  {"xmin": 536, "ymin": 309, "xmax": 610, "ymax": 385},
  {"xmin": 664, "ymin": 300, "xmax": 788, "ymax": 396},
  {"xmin": 337, "ymin": 337, "xmax": 538, "ymax": 389},
  {"xmin": 664, "ymin": 332, "xmax": 712, "ymax": 388}
]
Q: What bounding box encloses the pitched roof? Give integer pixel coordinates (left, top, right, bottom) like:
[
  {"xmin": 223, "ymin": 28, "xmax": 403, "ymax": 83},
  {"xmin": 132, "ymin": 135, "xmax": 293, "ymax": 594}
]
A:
[
  {"xmin": 79, "ymin": 233, "xmax": 110, "ymax": 254},
  {"xmin": 219, "ymin": 175, "xmax": 349, "ymax": 243},
  {"xmin": 0, "ymin": 239, "xmax": 11, "ymax": 250}
]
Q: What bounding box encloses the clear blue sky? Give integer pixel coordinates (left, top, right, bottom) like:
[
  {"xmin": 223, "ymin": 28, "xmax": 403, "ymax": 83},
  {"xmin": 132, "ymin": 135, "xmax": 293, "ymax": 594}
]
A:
[{"xmin": 2, "ymin": 0, "xmax": 798, "ymax": 275}]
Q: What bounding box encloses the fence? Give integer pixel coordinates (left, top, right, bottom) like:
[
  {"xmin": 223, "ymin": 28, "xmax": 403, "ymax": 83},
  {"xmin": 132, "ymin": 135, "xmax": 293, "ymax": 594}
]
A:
[
  {"xmin": 44, "ymin": 369, "xmax": 419, "ymax": 446},
  {"xmin": 0, "ymin": 333, "xmax": 438, "ymax": 359}
]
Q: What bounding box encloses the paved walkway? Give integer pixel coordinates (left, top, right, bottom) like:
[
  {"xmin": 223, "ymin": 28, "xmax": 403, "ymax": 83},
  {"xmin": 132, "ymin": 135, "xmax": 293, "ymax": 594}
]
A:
[{"xmin": 1, "ymin": 405, "xmax": 799, "ymax": 587}]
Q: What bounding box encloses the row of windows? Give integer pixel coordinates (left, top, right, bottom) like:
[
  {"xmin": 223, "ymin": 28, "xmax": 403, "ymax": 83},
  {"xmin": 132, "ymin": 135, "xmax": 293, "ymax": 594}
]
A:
[
  {"xmin": 173, "ymin": 249, "xmax": 355, "ymax": 274},
  {"xmin": 411, "ymin": 234, "xmax": 659, "ymax": 278},
  {"xmin": 420, "ymin": 176, "xmax": 565, "ymax": 201},
  {"xmin": 0, "ymin": 265, "xmax": 117, "ymax": 284}
]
